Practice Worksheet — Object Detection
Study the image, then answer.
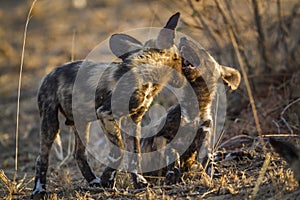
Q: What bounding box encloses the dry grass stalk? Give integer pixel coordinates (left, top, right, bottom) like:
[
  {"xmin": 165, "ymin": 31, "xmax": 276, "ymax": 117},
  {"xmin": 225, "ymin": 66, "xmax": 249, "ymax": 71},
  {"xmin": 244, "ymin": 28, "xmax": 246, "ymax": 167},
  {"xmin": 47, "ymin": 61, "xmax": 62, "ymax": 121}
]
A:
[
  {"xmin": 71, "ymin": 29, "xmax": 76, "ymax": 62},
  {"xmin": 0, "ymin": 169, "xmax": 16, "ymax": 196},
  {"xmin": 228, "ymin": 28, "xmax": 265, "ymax": 151},
  {"xmin": 0, "ymin": 1, "xmax": 39, "ymax": 198},
  {"xmin": 0, "ymin": 169, "xmax": 34, "ymax": 197},
  {"xmin": 250, "ymin": 153, "xmax": 271, "ymax": 199},
  {"xmin": 227, "ymin": 19, "xmax": 273, "ymax": 199},
  {"xmin": 15, "ymin": 0, "xmax": 38, "ymax": 181}
]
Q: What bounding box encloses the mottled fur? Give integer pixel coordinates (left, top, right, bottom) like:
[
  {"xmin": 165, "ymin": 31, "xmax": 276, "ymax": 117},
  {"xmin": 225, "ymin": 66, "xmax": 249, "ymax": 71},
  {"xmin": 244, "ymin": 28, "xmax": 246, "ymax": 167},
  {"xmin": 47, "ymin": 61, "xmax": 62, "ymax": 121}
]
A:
[
  {"xmin": 32, "ymin": 13, "xmax": 182, "ymax": 196},
  {"xmin": 141, "ymin": 37, "xmax": 241, "ymax": 184}
]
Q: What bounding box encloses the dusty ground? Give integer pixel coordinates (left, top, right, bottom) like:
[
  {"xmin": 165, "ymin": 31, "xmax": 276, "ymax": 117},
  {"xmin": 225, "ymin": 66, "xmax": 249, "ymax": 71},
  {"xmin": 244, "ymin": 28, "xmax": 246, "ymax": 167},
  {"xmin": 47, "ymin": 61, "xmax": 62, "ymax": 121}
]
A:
[{"xmin": 0, "ymin": 0, "xmax": 300, "ymax": 199}]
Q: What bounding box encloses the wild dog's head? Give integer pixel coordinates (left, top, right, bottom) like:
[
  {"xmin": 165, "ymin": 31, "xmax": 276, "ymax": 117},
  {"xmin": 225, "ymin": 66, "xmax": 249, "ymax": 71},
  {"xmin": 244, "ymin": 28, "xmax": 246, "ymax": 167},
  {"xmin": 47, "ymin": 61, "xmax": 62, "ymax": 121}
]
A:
[
  {"xmin": 270, "ymin": 138, "xmax": 300, "ymax": 184},
  {"xmin": 109, "ymin": 12, "xmax": 182, "ymax": 75},
  {"xmin": 179, "ymin": 37, "xmax": 241, "ymax": 94}
]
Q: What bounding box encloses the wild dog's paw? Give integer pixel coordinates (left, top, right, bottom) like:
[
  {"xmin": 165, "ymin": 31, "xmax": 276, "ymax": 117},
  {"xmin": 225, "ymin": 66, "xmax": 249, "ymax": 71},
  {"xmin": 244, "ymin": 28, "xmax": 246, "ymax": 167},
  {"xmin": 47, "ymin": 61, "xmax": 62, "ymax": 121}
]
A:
[
  {"xmin": 165, "ymin": 168, "xmax": 181, "ymax": 185},
  {"xmin": 31, "ymin": 189, "xmax": 46, "ymax": 199},
  {"xmin": 100, "ymin": 171, "xmax": 117, "ymax": 189},
  {"xmin": 89, "ymin": 176, "xmax": 102, "ymax": 187},
  {"xmin": 97, "ymin": 106, "xmax": 112, "ymax": 118},
  {"xmin": 32, "ymin": 192, "xmax": 47, "ymax": 200},
  {"xmin": 132, "ymin": 173, "xmax": 149, "ymax": 189},
  {"xmin": 32, "ymin": 179, "xmax": 46, "ymax": 199},
  {"xmin": 100, "ymin": 179, "xmax": 116, "ymax": 189}
]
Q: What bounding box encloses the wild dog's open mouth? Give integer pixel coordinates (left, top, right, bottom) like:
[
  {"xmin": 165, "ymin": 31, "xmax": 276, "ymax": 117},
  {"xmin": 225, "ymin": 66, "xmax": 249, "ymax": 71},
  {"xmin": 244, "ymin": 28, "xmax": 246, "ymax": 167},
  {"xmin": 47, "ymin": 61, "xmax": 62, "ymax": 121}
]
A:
[
  {"xmin": 180, "ymin": 47, "xmax": 196, "ymax": 70},
  {"xmin": 179, "ymin": 37, "xmax": 198, "ymax": 70},
  {"xmin": 181, "ymin": 49, "xmax": 197, "ymax": 73}
]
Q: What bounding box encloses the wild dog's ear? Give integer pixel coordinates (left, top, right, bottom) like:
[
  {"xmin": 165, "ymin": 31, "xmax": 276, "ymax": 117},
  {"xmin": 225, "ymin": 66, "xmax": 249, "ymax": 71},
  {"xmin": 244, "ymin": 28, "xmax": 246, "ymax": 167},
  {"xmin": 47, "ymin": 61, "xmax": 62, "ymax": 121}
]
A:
[
  {"xmin": 179, "ymin": 37, "xmax": 200, "ymax": 67},
  {"xmin": 270, "ymin": 138, "xmax": 300, "ymax": 165},
  {"xmin": 156, "ymin": 12, "xmax": 180, "ymax": 49},
  {"xmin": 219, "ymin": 65, "xmax": 241, "ymax": 90},
  {"xmin": 180, "ymin": 37, "xmax": 241, "ymax": 90},
  {"xmin": 110, "ymin": 33, "xmax": 143, "ymax": 60}
]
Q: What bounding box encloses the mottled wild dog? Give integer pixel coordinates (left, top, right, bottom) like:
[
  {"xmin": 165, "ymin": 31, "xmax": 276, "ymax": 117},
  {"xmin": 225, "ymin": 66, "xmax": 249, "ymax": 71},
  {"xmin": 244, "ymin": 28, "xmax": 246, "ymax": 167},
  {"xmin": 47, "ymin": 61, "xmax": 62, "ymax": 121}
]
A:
[
  {"xmin": 270, "ymin": 138, "xmax": 300, "ymax": 184},
  {"xmin": 141, "ymin": 37, "xmax": 241, "ymax": 184},
  {"xmin": 32, "ymin": 13, "xmax": 183, "ymax": 195}
]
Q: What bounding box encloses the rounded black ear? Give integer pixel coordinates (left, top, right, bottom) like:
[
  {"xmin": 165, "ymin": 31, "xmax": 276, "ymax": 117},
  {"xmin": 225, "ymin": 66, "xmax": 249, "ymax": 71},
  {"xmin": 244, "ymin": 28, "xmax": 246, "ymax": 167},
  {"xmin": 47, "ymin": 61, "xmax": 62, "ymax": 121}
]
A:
[
  {"xmin": 179, "ymin": 37, "xmax": 201, "ymax": 67},
  {"xmin": 109, "ymin": 33, "xmax": 143, "ymax": 60},
  {"xmin": 156, "ymin": 12, "xmax": 180, "ymax": 49}
]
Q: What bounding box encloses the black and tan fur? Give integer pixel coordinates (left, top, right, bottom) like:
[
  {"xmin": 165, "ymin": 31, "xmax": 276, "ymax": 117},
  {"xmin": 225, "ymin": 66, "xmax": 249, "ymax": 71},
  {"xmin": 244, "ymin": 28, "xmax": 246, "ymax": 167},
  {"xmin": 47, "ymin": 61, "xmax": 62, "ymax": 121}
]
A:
[
  {"xmin": 32, "ymin": 13, "xmax": 183, "ymax": 195},
  {"xmin": 270, "ymin": 138, "xmax": 300, "ymax": 184},
  {"xmin": 141, "ymin": 37, "xmax": 241, "ymax": 184}
]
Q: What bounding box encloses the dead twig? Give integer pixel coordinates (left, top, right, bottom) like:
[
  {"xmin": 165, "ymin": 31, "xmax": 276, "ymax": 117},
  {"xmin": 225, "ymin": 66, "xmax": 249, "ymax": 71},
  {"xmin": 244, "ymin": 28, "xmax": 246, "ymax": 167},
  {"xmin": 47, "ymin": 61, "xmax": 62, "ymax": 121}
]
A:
[
  {"xmin": 250, "ymin": 152, "xmax": 271, "ymax": 199},
  {"xmin": 263, "ymin": 134, "xmax": 299, "ymax": 138},
  {"xmin": 280, "ymin": 97, "xmax": 300, "ymax": 117},
  {"xmin": 228, "ymin": 28, "xmax": 265, "ymax": 152},
  {"xmin": 278, "ymin": 97, "xmax": 300, "ymax": 134},
  {"xmin": 218, "ymin": 135, "xmax": 255, "ymax": 149},
  {"xmin": 15, "ymin": 0, "xmax": 38, "ymax": 183}
]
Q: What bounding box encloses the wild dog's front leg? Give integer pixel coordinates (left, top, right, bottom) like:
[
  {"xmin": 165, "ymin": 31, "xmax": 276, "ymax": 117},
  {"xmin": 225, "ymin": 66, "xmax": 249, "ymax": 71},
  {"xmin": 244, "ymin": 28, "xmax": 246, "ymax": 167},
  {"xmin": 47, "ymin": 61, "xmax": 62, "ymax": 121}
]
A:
[
  {"xmin": 197, "ymin": 119, "xmax": 212, "ymax": 166},
  {"xmin": 72, "ymin": 125, "xmax": 101, "ymax": 186},
  {"xmin": 165, "ymin": 147, "xmax": 181, "ymax": 185},
  {"xmin": 129, "ymin": 123, "xmax": 148, "ymax": 188},
  {"xmin": 124, "ymin": 122, "xmax": 148, "ymax": 189},
  {"xmin": 32, "ymin": 106, "xmax": 59, "ymax": 196}
]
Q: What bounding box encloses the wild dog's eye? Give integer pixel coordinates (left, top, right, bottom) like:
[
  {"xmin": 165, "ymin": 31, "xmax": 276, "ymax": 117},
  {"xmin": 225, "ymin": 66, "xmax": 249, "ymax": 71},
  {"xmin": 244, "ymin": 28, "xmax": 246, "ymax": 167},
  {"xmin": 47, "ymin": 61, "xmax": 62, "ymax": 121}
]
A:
[{"xmin": 173, "ymin": 53, "xmax": 179, "ymax": 60}]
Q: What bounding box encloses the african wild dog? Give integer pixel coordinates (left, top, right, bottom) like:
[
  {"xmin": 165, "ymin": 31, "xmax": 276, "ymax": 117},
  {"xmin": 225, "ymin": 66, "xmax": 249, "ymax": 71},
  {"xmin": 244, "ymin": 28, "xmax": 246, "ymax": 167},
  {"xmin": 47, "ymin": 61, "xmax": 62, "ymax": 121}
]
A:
[
  {"xmin": 270, "ymin": 138, "xmax": 300, "ymax": 184},
  {"xmin": 32, "ymin": 13, "xmax": 183, "ymax": 195},
  {"xmin": 141, "ymin": 37, "xmax": 241, "ymax": 184}
]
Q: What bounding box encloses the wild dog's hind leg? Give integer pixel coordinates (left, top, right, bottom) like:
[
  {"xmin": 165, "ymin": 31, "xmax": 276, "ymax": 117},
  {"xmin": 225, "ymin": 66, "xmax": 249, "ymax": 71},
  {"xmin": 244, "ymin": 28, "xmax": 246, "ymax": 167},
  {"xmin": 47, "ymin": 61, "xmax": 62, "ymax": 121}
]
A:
[
  {"xmin": 164, "ymin": 119, "xmax": 212, "ymax": 185},
  {"xmin": 100, "ymin": 126, "xmax": 124, "ymax": 188},
  {"xmin": 32, "ymin": 104, "xmax": 60, "ymax": 195},
  {"xmin": 180, "ymin": 120, "xmax": 212, "ymax": 171},
  {"xmin": 165, "ymin": 147, "xmax": 181, "ymax": 185},
  {"xmin": 96, "ymin": 111, "xmax": 125, "ymax": 188},
  {"xmin": 71, "ymin": 125, "xmax": 101, "ymax": 186}
]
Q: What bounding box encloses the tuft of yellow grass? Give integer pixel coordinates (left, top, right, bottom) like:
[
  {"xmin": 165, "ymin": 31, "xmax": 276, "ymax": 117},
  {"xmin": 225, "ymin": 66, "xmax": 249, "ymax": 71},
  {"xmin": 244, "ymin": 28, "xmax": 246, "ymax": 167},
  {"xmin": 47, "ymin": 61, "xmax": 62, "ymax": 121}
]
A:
[{"xmin": 0, "ymin": 169, "xmax": 34, "ymax": 198}]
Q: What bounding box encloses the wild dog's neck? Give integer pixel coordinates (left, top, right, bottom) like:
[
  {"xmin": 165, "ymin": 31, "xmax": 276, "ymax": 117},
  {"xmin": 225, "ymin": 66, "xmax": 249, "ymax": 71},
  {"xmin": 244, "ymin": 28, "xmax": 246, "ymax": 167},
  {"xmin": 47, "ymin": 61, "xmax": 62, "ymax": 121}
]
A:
[
  {"xmin": 125, "ymin": 50, "xmax": 158, "ymax": 65},
  {"xmin": 189, "ymin": 76, "xmax": 216, "ymax": 119},
  {"xmin": 124, "ymin": 47, "xmax": 181, "ymax": 71}
]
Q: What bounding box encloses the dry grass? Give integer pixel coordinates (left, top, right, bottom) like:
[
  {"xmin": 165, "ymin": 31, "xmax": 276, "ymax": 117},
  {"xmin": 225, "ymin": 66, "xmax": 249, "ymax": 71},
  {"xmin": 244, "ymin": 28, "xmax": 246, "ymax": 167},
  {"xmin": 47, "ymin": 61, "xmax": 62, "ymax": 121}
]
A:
[{"xmin": 0, "ymin": 0, "xmax": 299, "ymax": 199}]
